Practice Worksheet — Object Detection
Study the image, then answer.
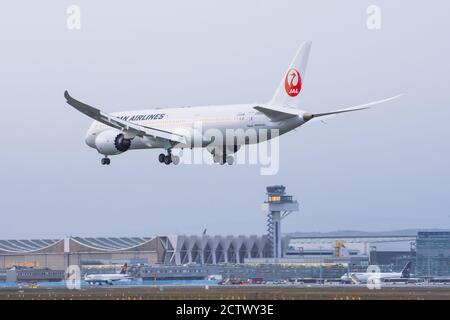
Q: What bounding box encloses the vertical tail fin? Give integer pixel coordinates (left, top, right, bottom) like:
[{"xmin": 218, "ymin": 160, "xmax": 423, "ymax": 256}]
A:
[
  {"xmin": 269, "ymin": 41, "xmax": 312, "ymax": 108},
  {"xmin": 401, "ymin": 261, "xmax": 412, "ymax": 278},
  {"xmin": 120, "ymin": 263, "xmax": 128, "ymax": 274}
]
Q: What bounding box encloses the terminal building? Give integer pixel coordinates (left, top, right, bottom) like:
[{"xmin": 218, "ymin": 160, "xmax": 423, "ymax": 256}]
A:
[
  {"xmin": 286, "ymin": 233, "xmax": 416, "ymax": 272},
  {"xmin": 416, "ymin": 231, "xmax": 450, "ymax": 277},
  {"xmin": 0, "ymin": 233, "xmax": 422, "ymax": 269},
  {"xmin": 0, "ymin": 232, "xmax": 448, "ymax": 279},
  {"xmin": 0, "ymin": 235, "xmax": 275, "ymax": 270}
]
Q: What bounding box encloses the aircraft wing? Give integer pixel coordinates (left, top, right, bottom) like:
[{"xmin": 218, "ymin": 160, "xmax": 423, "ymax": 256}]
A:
[{"xmin": 64, "ymin": 91, "xmax": 186, "ymax": 144}]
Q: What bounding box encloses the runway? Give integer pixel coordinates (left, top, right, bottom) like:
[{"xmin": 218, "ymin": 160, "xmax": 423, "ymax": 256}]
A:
[{"xmin": 1, "ymin": 284, "xmax": 449, "ymax": 300}]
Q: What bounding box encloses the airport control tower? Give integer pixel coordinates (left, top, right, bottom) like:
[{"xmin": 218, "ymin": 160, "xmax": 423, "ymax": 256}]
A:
[{"xmin": 262, "ymin": 185, "xmax": 299, "ymax": 259}]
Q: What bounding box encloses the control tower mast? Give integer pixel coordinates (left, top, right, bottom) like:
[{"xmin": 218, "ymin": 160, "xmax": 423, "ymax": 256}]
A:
[{"xmin": 262, "ymin": 185, "xmax": 299, "ymax": 258}]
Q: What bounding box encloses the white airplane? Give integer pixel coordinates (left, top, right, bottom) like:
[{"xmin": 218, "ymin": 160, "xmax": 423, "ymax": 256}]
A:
[
  {"xmin": 84, "ymin": 264, "xmax": 133, "ymax": 285},
  {"xmin": 64, "ymin": 41, "xmax": 401, "ymax": 165},
  {"xmin": 340, "ymin": 261, "xmax": 412, "ymax": 284}
]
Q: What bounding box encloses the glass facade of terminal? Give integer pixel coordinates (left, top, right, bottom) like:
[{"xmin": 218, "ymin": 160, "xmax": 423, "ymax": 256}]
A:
[{"xmin": 416, "ymin": 231, "xmax": 450, "ymax": 277}]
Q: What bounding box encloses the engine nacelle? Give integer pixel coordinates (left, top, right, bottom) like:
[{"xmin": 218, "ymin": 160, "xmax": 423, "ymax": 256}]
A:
[{"xmin": 95, "ymin": 130, "xmax": 131, "ymax": 155}]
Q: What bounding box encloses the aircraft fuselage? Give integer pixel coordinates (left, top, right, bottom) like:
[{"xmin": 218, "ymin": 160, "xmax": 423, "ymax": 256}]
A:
[{"xmin": 85, "ymin": 104, "xmax": 305, "ymax": 151}]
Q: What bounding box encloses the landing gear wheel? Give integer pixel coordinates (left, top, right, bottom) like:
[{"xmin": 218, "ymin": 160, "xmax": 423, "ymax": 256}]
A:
[
  {"xmin": 172, "ymin": 155, "xmax": 180, "ymax": 165},
  {"xmin": 164, "ymin": 155, "xmax": 172, "ymax": 165},
  {"xmin": 226, "ymin": 156, "xmax": 234, "ymax": 165},
  {"xmin": 101, "ymin": 157, "xmax": 110, "ymax": 165},
  {"xmin": 158, "ymin": 153, "xmax": 165, "ymax": 163}
]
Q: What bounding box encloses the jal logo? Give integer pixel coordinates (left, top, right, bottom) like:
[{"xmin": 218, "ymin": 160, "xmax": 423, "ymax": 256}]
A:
[{"xmin": 284, "ymin": 68, "xmax": 302, "ymax": 97}]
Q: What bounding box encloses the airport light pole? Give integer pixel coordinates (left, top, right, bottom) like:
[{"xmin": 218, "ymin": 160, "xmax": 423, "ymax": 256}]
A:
[{"xmin": 319, "ymin": 245, "xmax": 323, "ymax": 282}]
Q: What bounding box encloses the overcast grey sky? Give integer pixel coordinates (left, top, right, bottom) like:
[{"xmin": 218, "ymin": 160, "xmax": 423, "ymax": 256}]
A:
[{"xmin": 0, "ymin": 1, "xmax": 449, "ymax": 238}]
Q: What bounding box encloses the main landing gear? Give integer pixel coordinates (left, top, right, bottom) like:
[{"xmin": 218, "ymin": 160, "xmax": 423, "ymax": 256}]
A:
[
  {"xmin": 101, "ymin": 156, "xmax": 111, "ymax": 165},
  {"xmin": 158, "ymin": 149, "xmax": 180, "ymax": 165},
  {"xmin": 213, "ymin": 154, "xmax": 234, "ymax": 165},
  {"xmin": 212, "ymin": 145, "xmax": 234, "ymax": 165}
]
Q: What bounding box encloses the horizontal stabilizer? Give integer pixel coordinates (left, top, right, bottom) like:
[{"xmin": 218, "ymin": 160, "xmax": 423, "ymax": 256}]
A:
[{"xmin": 254, "ymin": 106, "xmax": 300, "ymax": 121}]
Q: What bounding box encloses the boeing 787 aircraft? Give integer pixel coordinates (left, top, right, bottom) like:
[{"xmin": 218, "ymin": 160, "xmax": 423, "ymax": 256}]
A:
[{"xmin": 65, "ymin": 42, "xmax": 400, "ymax": 165}]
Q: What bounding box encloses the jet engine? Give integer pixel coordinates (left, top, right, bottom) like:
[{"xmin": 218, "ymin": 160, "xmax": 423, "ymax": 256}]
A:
[{"xmin": 94, "ymin": 130, "xmax": 132, "ymax": 155}]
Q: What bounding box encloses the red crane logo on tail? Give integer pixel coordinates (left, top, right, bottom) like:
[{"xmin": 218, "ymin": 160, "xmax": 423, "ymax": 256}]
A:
[{"xmin": 284, "ymin": 68, "xmax": 302, "ymax": 97}]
